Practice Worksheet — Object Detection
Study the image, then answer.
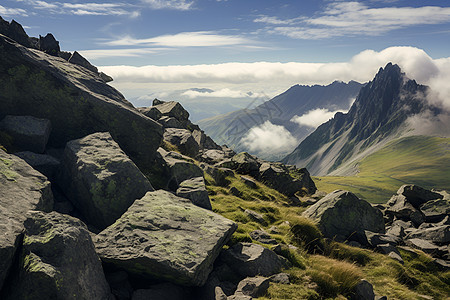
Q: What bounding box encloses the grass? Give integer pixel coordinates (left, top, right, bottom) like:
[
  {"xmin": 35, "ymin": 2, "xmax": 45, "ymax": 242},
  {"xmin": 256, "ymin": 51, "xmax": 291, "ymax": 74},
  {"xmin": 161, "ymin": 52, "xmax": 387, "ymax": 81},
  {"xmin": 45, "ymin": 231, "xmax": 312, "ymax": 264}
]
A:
[{"xmin": 314, "ymin": 136, "xmax": 450, "ymax": 203}]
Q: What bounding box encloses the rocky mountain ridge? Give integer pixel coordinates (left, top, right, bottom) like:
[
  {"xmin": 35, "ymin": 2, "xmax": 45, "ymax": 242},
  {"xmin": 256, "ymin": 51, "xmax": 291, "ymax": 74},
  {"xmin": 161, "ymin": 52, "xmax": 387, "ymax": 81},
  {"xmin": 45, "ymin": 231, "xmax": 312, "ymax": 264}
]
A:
[{"xmin": 283, "ymin": 63, "xmax": 449, "ymax": 176}]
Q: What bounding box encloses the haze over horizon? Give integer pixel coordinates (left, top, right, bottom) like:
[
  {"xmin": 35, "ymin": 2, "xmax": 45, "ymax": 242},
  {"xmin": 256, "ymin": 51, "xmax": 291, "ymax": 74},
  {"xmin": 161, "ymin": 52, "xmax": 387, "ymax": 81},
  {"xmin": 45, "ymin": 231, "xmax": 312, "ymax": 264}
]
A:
[{"xmin": 2, "ymin": 0, "xmax": 450, "ymax": 120}]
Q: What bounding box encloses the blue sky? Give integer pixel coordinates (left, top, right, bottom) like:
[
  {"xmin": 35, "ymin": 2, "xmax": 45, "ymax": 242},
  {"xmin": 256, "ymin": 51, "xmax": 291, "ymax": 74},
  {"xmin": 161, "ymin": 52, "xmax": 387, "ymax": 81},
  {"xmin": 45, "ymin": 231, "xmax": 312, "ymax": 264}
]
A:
[{"xmin": 2, "ymin": 0, "xmax": 450, "ymax": 120}]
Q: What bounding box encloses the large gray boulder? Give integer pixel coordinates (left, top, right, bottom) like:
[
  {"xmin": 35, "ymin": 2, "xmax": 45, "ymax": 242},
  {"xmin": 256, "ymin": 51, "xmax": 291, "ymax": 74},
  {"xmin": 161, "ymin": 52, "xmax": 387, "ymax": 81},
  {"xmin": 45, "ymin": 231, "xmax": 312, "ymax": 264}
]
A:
[
  {"xmin": 0, "ymin": 115, "xmax": 51, "ymax": 153},
  {"xmin": 176, "ymin": 176, "xmax": 212, "ymax": 210},
  {"xmin": 396, "ymin": 184, "xmax": 443, "ymax": 208},
  {"xmin": 231, "ymin": 152, "xmax": 261, "ymax": 177},
  {"xmin": 60, "ymin": 132, "xmax": 153, "ymax": 230},
  {"xmin": 14, "ymin": 151, "xmax": 60, "ymax": 180},
  {"xmin": 0, "ymin": 149, "xmax": 53, "ymax": 291},
  {"xmin": 0, "ymin": 34, "xmax": 163, "ymax": 170},
  {"xmin": 302, "ymin": 190, "xmax": 385, "ymax": 239},
  {"xmin": 94, "ymin": 190, "xmax": 237, "ymax": 286},
  {"xmin": 221, "ymin": 243, "xmax": 286, "ymax": 277},
  {"xmin": 6, "ymin": 211, "xmax": 112, "ymax": 300},
  {"xmin": 420, "ymin": 199, "xmax": 450, "ymax": 223},
  {"xmin": 153, "ymin": 100, "xmax": 190, "ymax": 123},
  {"xmin": 406, "ymin": 226, "xmax": 450, "ymax": 245},
  {"xmin": 37, "ymin": 33, "xmax": 60, "ymax": 56},
  {"xmin": 163, "ymin": 128, "xmax": 199, "ymax": 157}
]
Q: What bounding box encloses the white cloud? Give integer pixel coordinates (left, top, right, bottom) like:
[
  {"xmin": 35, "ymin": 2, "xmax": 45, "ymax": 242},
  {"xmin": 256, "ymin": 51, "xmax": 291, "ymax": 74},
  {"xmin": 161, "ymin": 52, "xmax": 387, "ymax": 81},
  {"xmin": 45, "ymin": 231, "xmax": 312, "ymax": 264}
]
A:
[
  {"xmin": 241, "ymin": 121, "xmax": 298, "ymax": 155},
  {"xmin": 105, "ymin": 31, "xmax": 251, "ymax": 47},
  {"xmin": 0, "ymin": 5, "xmax": 28, "ymax": 17},
  {"xmin": 141, "ymin": 0, "xmax": 194, "ymax": 10},
  {"xmin": 100, "ymin": 46, "xmax": 450, "ymax": 111},
  {"xmin": 181, "ymin": 88, "xmax": 262, "ymax": 99},
  {"xmin": 259, "ymin": 2, "xmax": 450, "ymax": 39},
  {"xmin": 291, "ymin": 108, "xmax": 345, "ymax": 128},
  {"xmin": 79, "ymin": 48, "xmax": 170, "ymax": 59}
]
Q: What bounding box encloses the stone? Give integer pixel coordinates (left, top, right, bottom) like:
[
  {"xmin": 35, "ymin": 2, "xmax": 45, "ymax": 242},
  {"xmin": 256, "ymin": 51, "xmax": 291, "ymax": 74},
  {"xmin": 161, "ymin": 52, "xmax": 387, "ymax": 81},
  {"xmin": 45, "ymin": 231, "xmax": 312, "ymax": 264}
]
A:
[
  {"xmin": 420, "ymin": 199, "xmax": 450, "ymax": 223},
  {"xmin": 215, "ymin": 286, "xmax": 228, "ymax": 300},
  {"xmin": 385, "ymin": 194, "xmax": 424, "ymax": 226},
  {"xmin": 200, "ymin": 163, "xmax": 232, "ymax": 187},
  {"xmin": 230, "ymin": 186, "xmax": 243, "ymax": 198},
  {"xmin": 231, "ymin": 152, "xmax": 261, "ymax": 177},
  {"xmin": 0, "ymin": 34, "xmax": 163, "ymax": 170},
  {"xmin": 396, "ymin": 184, "xmax": 443, "ymax": 208},
  {"xmin": 250, "ymin": 230, "xmax": 277, "ymax": 245},
  {"xmin": 158, "ymin": 148, "xmax": 204, "ymax": 189},
  {"xmin": 302, "ymin": 190, "xmax": 385, "ymax": 239},
  {"xmin": 164, "ymin": 128, "xmax": 200, "ymax": 157},
  {"xmin": 351, "ymin": 279, "xmax": 375, "ymax": 300},
  {"xmin": 405, "ymin": 238, "xmax": 440, "ymax": 255},
  {"xmin": 0, "ymin": 149, "xmax": 53, "ymax": 291},
  {"xmin": 14, "ymin": 151, "xmax": 60, "ymax": 180},
  {"xmin": 59, "ymin": 132, "xmax": 153, "ymax": 230},
  {"xmin": 138, "ymin": 106, "xmax": 163, "ymax": 121},
  {"xmin": 94, "ymin": 190, "xmax": 237, "ymax": 286},
  {"xmin": 235, "ymin": 276, "xmax": 270, "ymax": 297},
  {"xmin": 5, "ymin": 211, "xmax": 112, "ymax": 300},
  {"xmin": 376, "ymin": 243, "xmax": 404, "ymax": 264},
  {"xmin": 364, "ymin": 231, "xmax": 401, "ymax": 247},
  {"xmin": 405, "ymin": 225, "xmax": 450, "ymax": 245},
  {"xmin": 241, "ymin": 176, "xmax": 257, "ymax": 189},
  {"xmin": 37, "ymin": 33, "xmax": 60, "ymax": 56},
  {"xmin": 176, "ymin": 176, "xmax": 212, "ymax": 210},
  {"xmin": 192, "ymin": 130, "xmax": 221, "ymax": 151},
  {"xmin": 68, "ymin": 51, "xmax": 98, "ymax": 73},
  {"xmin": 227, "ymin": 295, "xmax": 252, "ymax": 300},
  {"xmin": 0, "ymin": 18, "xmax": 33, "ymax": 48},
  {"xmin": 200, "ymin": 149, "xmax": 230, "ymax": 165},
  {"xmin": 132, "ymin": 283, "xmax": 186, "ymax": 300},
  {"xmin": 244, "ymin": 209, "xmax": 267, "ymax": 226},
  {"xmin": 433, "ymin": 259, "xmax": 450, "ymax": 270},
  {"xmin": 221, "ymin": 243, "xmax": 286, "ymax": 277},
  {"xmin": 270, "ymin": 273, "xmax": 290, "ymax": 284},
  {"xmin": 259, "ymin": 162, "xmax": 312, "ymax": 196},
  {"xmin": 0, "ymin": 115, "xmax": 51, "ymax": 153},
  {"xmin": 153, "ymin": 101, "xmax": 190, "ymax": 123},
  {"xmin": 158, "ymin": 116, "xmax": 184, "ymax": 128}
]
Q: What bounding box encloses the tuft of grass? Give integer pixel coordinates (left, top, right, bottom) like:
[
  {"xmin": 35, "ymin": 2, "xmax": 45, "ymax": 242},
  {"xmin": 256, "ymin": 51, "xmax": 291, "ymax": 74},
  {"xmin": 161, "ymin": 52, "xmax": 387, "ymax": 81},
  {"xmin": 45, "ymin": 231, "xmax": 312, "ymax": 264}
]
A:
[
  {"xmin": 286, "ymin": 215, "xmax": 323, "ymax": 253},
  {"xmin": 324, "ymin": 241, "xmax": 373, "ymax": 266},
  {"xmin": 161, "ymin": 140, "xmax": 179, "ymax": 153}
]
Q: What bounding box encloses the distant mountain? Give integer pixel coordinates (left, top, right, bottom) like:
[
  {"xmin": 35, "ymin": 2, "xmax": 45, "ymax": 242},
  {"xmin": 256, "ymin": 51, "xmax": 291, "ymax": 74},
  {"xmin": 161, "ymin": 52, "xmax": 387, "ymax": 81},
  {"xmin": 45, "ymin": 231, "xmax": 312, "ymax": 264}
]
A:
[
  {"xmin": 197, "ymin": 81, "xmax": 363, "ymax": 160},
  {"xmin": 283, "ymin": 63, "xmax": 449, "ymax": 175}
]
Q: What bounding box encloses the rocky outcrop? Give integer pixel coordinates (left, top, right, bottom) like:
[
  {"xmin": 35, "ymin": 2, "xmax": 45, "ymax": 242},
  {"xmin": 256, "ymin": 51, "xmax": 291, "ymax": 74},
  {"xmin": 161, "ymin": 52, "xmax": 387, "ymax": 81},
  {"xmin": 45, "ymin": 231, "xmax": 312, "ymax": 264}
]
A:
[
  {"xmin": 0, "ymin": 149, "xmax": 53, "ymax": 291},
  {"xmin": 303, "ymin": 190, "xmax": 385, "ymax": 240},
  {"xmin": 94, "ymin": 190, "xmax": 237, "ymax": 286},
  {"xmin": 59, "ymin": 132, "xmax": 153, "ymax": 230},
  {"xmin": 0, "ymin": 115, "xmax": 51, "ymax": 153},
  {"xmin": 0, "ymin": 17, "xmax": 34, "ymax": 48},
  {"xmin": 37, "ymin": 33, "xmax": 60, "ymax": 56},
  {"xmin": 0, "ymin": 33, "xmax": 163, "ymax": 170},
  {"xmin": 5, "ymin": 211, "xmax": 112, "ymax": 300},
  {"xmin": 68, "ymin": 51, "xmax": 98, "ymax": 73},
  {"xmin": 163, "ymin": 128, "xmax": 200, "ymax": 157}
]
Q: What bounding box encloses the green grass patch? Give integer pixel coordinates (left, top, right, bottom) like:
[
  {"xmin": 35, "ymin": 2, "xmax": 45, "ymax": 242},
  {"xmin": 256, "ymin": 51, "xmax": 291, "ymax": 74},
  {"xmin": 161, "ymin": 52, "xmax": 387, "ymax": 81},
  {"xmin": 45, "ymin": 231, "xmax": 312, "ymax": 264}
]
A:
[{"xmin": 315, "ymin": 136, "xmax": 450, "ymax": 203}]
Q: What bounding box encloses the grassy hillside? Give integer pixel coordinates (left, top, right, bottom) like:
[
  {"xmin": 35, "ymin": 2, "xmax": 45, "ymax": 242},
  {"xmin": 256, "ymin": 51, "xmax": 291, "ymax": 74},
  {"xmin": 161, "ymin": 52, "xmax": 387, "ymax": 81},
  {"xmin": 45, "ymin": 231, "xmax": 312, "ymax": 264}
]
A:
[{"xmin": 314, "ymin": 136, "xmax": 450, "ymax": 203}]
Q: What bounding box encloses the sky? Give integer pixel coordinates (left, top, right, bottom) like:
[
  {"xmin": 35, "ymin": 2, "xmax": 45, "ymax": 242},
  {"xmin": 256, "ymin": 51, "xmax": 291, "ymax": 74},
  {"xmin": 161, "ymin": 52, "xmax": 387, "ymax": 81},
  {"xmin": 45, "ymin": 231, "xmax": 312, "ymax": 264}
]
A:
[{"xmin": 2, "ymin": 0, "xmax": 450, "ymax": 121}]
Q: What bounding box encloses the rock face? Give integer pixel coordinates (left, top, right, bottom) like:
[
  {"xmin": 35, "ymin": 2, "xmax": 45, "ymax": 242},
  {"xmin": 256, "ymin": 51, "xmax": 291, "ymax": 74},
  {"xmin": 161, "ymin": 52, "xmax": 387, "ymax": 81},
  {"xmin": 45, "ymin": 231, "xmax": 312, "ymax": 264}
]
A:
[
  {"xmin": 68, "ymin": 51, "xmax": 98, "ymax": 73},
  {"xmin": 94, "ymin": 190, "xmax": 237, "ymax": 286},
  {"xmin": 14, "ymin": 151, "xmax": 60, "ymax": 180},
  {"xmin": 60, "ymin": 132, "xmax": 153, "ymax": 230},
  {"xmin": 303, "ymin": 190, "xmax": 385, "ymax": 239},
  {"xmin": 0, "ymin": 34, "xmax": 163, "ymax": 170},
  {"xmin": 0, "ymin": 115, "xmax": 51, "ymax": 153},
  {"xmin": 221, "ymin": 243, "xmax": 286, "ymax": 277},
  {"xmin": 5, "ymin": 211, "xmax": 112, "ymax": 300},
  {"xmin": 0, "ymin": 149, "xmax": 53, "ymax": 291},
  {"xmin": 176, "ymin": 176, "xmax": 212, "ymax": 210},
  {"xmin": 163, "ymin": 128, "xmax": 200, "ymax": 157},
  {"xmin": 0, "ymin": 17, "xmax": 34, "ymax": 48}
]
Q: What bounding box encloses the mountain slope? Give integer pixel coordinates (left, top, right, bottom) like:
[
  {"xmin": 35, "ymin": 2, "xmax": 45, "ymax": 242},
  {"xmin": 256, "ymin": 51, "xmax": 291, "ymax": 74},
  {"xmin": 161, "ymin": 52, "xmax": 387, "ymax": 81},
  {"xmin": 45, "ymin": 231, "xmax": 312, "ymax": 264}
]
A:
[
  {"xmin": 314, "ymin": 135, "xmax": 450, "ymax": 203},
  {"xmin": 198, "ymin": 81, "xmax": 363, "ymax": 160},
  {"xmin": 283, "ymin": 63, "xmax": 448, "ymax": 175}
]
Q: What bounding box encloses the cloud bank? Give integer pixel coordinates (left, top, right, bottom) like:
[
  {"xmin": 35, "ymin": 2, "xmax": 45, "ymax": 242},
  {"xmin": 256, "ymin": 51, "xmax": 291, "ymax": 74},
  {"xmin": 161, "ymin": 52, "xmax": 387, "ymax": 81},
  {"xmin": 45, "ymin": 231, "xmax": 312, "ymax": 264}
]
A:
[
  {"xmin": 241, "ymin": 121, "xmax": 297, "ymax": 155},
  {"xmin": 101, "ymin": 46, "xmax": 450, "ymax": 110},
  {"xmin": 291, "ymin": 108, "xmax": 346, "ymax": 128}
]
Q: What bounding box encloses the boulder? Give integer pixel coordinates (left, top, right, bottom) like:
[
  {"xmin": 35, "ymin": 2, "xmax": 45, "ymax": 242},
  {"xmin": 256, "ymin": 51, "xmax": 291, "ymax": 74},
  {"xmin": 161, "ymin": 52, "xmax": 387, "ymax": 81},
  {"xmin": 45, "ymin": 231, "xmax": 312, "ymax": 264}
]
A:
[
  {"xmin": 14, "ymin": 151, "xmax": 60, "ymax": 180},
  {"xmin": 221, "ymin": 243, "xmax": 286, "ymax": 277},
  {"xmin": 59, "ymin": 132, "xmax": 153, "ymax": 230},
  {"xmin": 241, "ymin": 176, "xmax": 257, "ymax": 189},
  {"xmin": 235, "ymin": 276, "xmax": 270, "ymax": 297},
  {"xmin": 200, "ymin": 163, "xmax": 232, "ymax": 187},
  {"xmin": 99, "ymin": 72, "xmax": 113, "ymax": 83},
  {"xmin": 270, "ymin": 273, "xmax": 290, "ymax": 284},
  {"xmin": 200, "ymin": 149, "xmax": 232, "ymax": 165},
  {"xmin": 138, "ymin": 106, "xmax": 163, "ymax": 121},
  {"xmin": 158, "ymin": 116, "xmax": 183, "ymax": 128},
  {"xmin": 0, "ymin": 115, "xmax": 51, "ymax": 153},
  {"xmin": 68, "ymin": 51, "xmax": 98, "ymax": 73},
  {"xmin": 231, "ymin": 152, "xmax": 261, "ymax": 177},
  {"xmin": 420, "ymin": 199, "xmax": 450, "ymax": 223},
  {"xmin": 250, "ymin": 230, "xmax": 277, "ymax": 245},
  {"xmin": 0, "ymin": 34, "xmax": 163, "ymax": 169},
  {"xmin": 153, "ymin": 101, "xmax": 190, "ymax": 123},
  {"xmin": 158, "ymin": 148, "xmax": 204, "ymax": 189},
  {"xmin": 0, "ymin": 149, "xmax": 53, "ymax": 291},
  {"xmin": 0, "ymin": 18, "xmax": 33, "ymax": 48},
  {"xmin": 396, "ymin": 184, "xmax": 443, "ymax": 208},
  {"xmin": 176, "ymin": 176, "xmax": 212, "ymax": 210},
  {"xmin": 5, "ymin": 211, "xmax": 112, "ymax": 300},
  {"xmin": 405, "ymin": 225, "xmax": 450, "ymax": 245},
  {"xmin": 405, "ymin": 238, "xmax": 440, "ymax": 255},
  {"xmin": 132, "ymin": 283, "xmax": 186, "ymax": 300},
  {"xmin": 376, "ymin": 244, "xmax": 403, "ymax": 264},
  {"xmin": 351, "ymin": 279, "xmax": 375, "ymax": 300},
  {"xmin": 37, "ymin": 33, "xmax": 60, "ymax": 56},
  {"xmin": 192, "ymin": 130, "xmax": 221, "ymax": 151},
  {"xmin": 302, "ymin": 190, "xmax": 385, "ymax": 239},
  {"xmin": 94, "ymin": 190, "xmax": 237, "ymax": 286},
  {"xmin": 244, "ymin": 209, "xmax": 267, "ymax": 226},
  {"xmin": 259, "ymin": 162, "xmax": 306, "ymax": 196},
  {"xmin": 364, "ymin": 231, "xmax": 401, "ymax": 247},
  {"xmin": 163, "ymin": 128, "xmax": 199, "ymax": 157},
  {"xmin": 215, "ymin": 286, "xmax": 228, "ymax": 300}
]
